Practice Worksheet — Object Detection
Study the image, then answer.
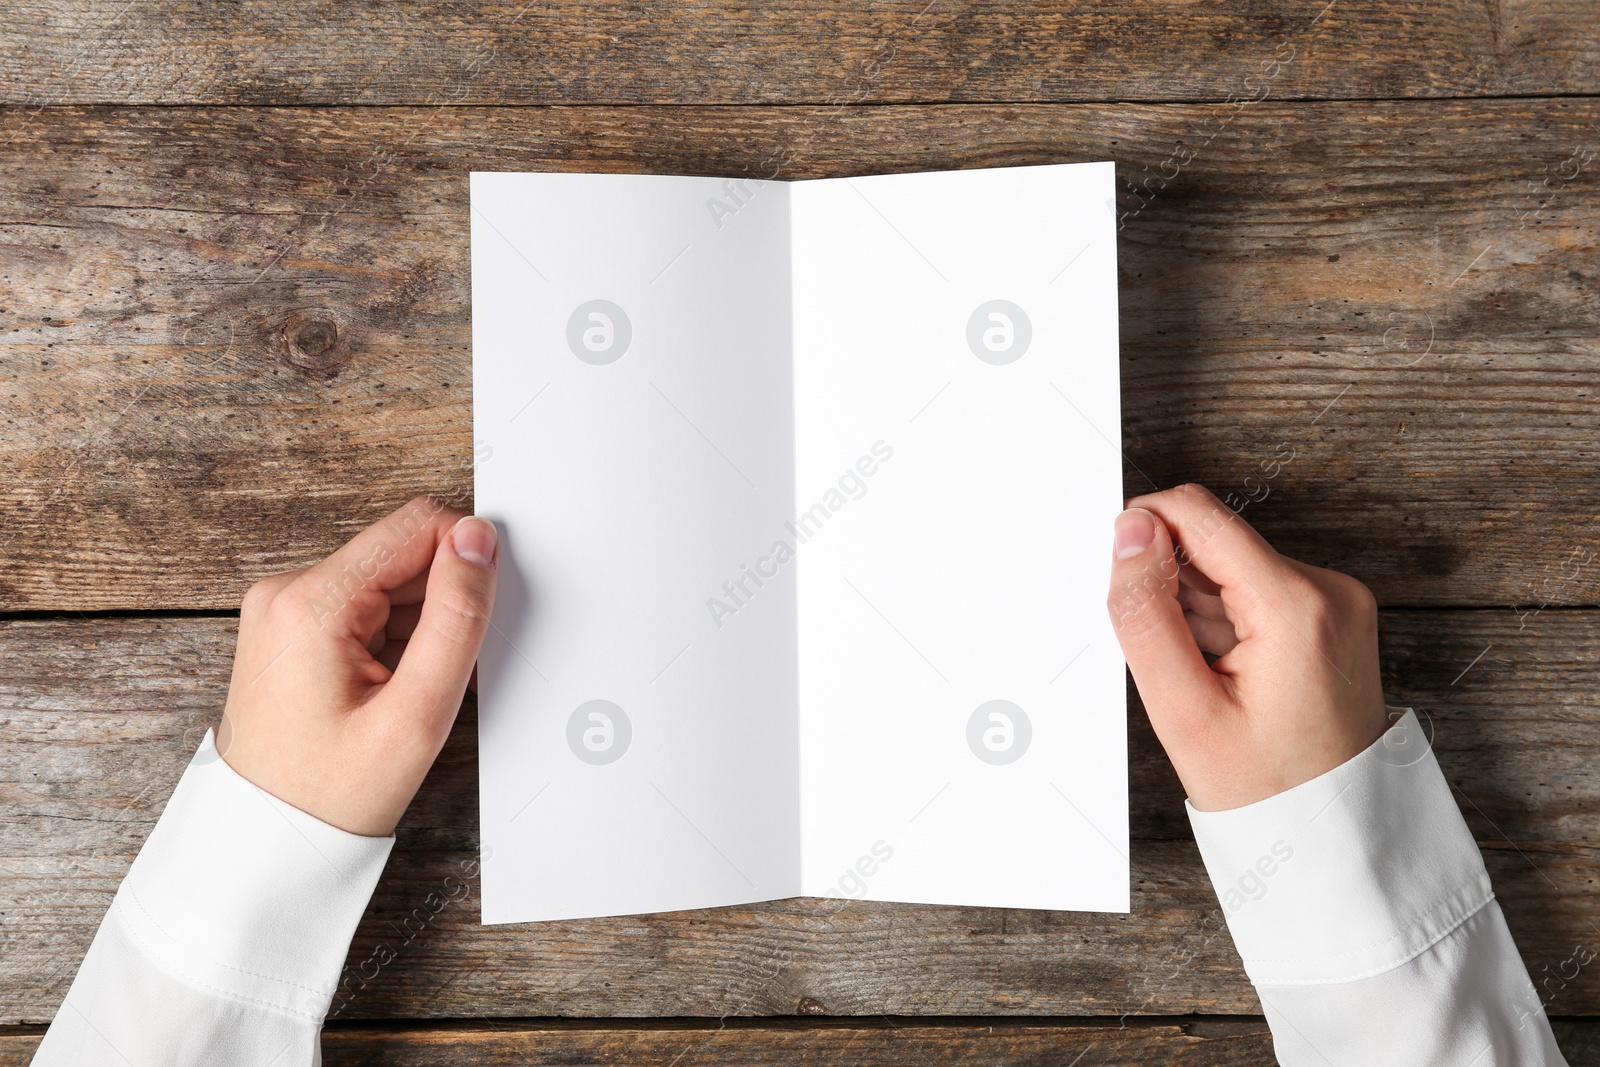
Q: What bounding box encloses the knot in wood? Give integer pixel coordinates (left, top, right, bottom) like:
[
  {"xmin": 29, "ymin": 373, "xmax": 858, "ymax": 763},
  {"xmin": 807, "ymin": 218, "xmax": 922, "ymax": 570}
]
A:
[{"xmin": 282, "ymin": 311, "xmax": 350, "ymax": 377}]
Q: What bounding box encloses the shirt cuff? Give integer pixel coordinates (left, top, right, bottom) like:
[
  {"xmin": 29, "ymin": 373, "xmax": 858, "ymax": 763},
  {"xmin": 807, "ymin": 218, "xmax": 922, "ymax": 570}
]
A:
[
  {"xmin": 1186, "ymin": 707, "xmax": 1493, "ymax": 987},
  {"xmin": 110, "ymin": 729, "xmax": 393, "ymax": 1020}
]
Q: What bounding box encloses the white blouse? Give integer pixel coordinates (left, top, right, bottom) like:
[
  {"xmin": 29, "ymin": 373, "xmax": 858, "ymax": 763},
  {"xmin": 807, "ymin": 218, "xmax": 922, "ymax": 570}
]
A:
[
  {"xmin": 1188, "ymin": 709, "xmax": 1568, "ymax": 1065},
  {"xmin": 32, "ymin": 711, "xmax": 1569, "ymax": 1065}
]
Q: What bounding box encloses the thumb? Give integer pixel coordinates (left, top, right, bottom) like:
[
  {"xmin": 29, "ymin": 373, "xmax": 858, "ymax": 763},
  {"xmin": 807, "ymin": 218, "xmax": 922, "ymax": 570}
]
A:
[
  {"xmin": 388, "ymin": 516, "xmax": 499, "ymax": 733},
  {"xmin": 1106, "ymin": 507, "xmax": 1222, "ymax": 722}
]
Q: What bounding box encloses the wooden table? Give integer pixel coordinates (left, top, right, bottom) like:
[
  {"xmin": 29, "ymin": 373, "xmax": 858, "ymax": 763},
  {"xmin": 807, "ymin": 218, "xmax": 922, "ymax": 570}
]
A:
[{"xmin": 2, "ymin": 3, "xmax": 1598, "ymax": 1063}]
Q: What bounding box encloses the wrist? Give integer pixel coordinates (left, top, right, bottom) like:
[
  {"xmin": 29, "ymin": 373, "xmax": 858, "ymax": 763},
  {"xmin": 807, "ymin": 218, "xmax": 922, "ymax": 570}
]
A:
[
  {"xmin": 1181, "ymin": 697, "xmax": 1393, "ymax": 812},
  {"xmin": 116, "ymin": 729, "xmax": 395, "ymax": 1017},
  {"xmin": 1185, "ymin": 707, "xmax": 1491, "ymax": 985}
]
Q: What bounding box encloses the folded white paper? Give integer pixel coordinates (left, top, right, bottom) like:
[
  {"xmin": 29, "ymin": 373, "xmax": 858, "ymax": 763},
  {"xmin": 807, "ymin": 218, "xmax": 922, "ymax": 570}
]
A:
[{"xmin": 471, "ymin": 162, "xmax": 1127, "ymax": 924}]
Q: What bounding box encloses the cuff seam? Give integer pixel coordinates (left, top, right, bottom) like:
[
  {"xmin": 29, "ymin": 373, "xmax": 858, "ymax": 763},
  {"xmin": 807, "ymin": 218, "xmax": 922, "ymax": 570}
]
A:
[
  {"xmin": 1246, "ymin": 885, "xmax": 1495, "ymax": 986},
  {"xmin": 113, "ymin": 887, "xmax": 328, "ymax": 1020}
]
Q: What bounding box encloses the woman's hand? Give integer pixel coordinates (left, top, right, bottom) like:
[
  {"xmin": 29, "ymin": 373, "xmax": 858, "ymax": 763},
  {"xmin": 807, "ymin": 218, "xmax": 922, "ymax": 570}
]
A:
[
  {"xmin": 1106, "ymin": 483, "xmax": 1390, "ymax": 811},
  {"xmin": 216, "ymin": 497, "xmax": 499, "ymax": 836}
]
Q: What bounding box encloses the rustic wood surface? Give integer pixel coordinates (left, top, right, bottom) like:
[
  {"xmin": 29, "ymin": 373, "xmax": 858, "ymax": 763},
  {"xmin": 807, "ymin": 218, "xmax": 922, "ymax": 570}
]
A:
[
  {"xmin": 2, "ymin": 612, "xmax": 1596, "ymax": 1026},
  {"xmin": 1, "ymin": 1020, "xmax": 1599, "ymax": 1066},
  {"xmin": 2, "ymin": 1, "xmax": 1597, "ymax": 1060},
  {"xmin": 0, "ymin": 1019, "xmax": 1369, "ymax": 1067},
  {"xmin": 4, "ymin": 1, "xmax": 1600, "ymax": 106},
  {"xmin": 2, "ymin": 101, "xmax": 1599, "ymax": 610}
]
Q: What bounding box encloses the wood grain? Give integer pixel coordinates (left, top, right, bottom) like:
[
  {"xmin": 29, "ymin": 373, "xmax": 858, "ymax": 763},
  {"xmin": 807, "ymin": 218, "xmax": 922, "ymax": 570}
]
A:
[
  {"xmin": 2, "ymin": 1, "xmax": 1598, "ymax": 107},
  {"xmin": 317, "ymin": 1020, "xmax": 1600, "ymax": 1067},
  {"xmin": 1, "ymin": 612, "xmax": 1595, "ymax": 1022},
  {"xmin": 0, "ymin": 1019, "xmax": 1313, "ymax": 1067},
  {"xmin": 4, "ymin": 0, "xmax": 1597, "ymax": 1055},
  {"xmin": 0, "ymin": 101, "xmax": 1597, "ymax": 611},
  {"xmin": 5, "ymin": 1019, "xmax": 1600, "ymax": 1067}
]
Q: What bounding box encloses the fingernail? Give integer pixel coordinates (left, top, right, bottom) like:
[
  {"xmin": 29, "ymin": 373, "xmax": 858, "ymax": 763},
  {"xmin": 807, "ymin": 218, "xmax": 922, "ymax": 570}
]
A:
[
  {"xmin": 454, "ymin": 516, "xmax": 498, "ymax": 566},
  {"xmin": 1114, "ymin": 508, "xmax": 1155, "ymax": 559}
]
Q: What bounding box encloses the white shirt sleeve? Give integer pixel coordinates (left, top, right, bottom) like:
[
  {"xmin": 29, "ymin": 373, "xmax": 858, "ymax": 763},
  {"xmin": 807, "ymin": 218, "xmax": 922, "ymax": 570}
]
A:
[
  {"xmin": 1187, "ymin": 707, "xmax": 1570, "ymax": 1067},
  {"xmin": 31, "ymin": 730, "xmax": 393, "ymax": 1067}
]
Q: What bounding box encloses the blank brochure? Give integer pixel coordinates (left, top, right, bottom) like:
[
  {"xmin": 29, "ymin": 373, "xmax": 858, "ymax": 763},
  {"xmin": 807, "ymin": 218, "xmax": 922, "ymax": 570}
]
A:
[{"xmin": 470, "ymin": 161, "xmax": 1128, "ymax": 924}]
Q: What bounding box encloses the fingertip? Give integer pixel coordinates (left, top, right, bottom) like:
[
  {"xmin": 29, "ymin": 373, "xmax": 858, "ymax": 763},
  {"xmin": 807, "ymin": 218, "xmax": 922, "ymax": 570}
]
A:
[
  {"xmin": 452, "ymin": 516, "xmax": 498, "ymax": 568},
  {"xmin": 387, "ymin": 518, "xmax": 498, "ymax": 728},
  {"xmin": 1113, "ymin": 507, "xmax": 1157, "ymax": 560}
]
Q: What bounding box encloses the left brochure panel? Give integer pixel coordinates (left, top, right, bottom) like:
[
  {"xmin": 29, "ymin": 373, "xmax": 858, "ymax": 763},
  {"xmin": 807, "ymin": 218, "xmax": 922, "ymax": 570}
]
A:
[{"xmin": 471, "ymin": 172, "xmax": 802, "ymax": 923}]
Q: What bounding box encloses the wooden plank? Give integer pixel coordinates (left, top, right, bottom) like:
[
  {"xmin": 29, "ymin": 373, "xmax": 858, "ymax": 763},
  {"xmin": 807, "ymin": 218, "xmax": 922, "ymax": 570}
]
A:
[
  {"xmin": 5, "ymin": 1019, "xmax": 1600, "ymax": 1067},
  {"xmin": 0, "ymin": 1020, "xmax": 1283, "ymax": 1067},
  {"xmin": 5, "ymin": 1020, "xmax": 1600, "ymax": 1067},
  {"xmin": 317, "ymin": 842, "xmax": 1594, "ymax": 1020},
  {"xmin": 0, "ymin": 101, "xmax": 1597, "ymax": 610},
  {"xmin": 243, "ymin": 1021, "xmax": 1600, "ymax": 1067},
  {"xmin": 1, "ymin": 612, "xmax": 1596, "ymax": 1022},
  {"xmin": 0, "ymin": 610, "xmax": 1593, "ymax": 849},
  {"xmin": 2, "ymin": 1, "xmax": 1598, "ymax": 107},
  {"xmin": 253, "ymin": 1020, "xmax": 1600, "ymax": 1067},
  {"xmin": 1381, "ymin": 608, "xmax": 1600, "ymax": 845}
]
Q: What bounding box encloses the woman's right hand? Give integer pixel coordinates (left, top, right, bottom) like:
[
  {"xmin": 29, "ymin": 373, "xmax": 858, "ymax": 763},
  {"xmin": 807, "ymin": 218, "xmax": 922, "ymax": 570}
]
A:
[{"xmin": 1105, "ymin": 483, "xmax": 1392, "ymax": 811}]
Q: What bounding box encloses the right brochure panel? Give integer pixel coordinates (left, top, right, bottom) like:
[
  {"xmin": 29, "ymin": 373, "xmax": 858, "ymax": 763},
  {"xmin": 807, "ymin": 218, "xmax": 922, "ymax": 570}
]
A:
[{"xmin": 791, "ymin": 161, "xmax": 1130, "ymax": 912}]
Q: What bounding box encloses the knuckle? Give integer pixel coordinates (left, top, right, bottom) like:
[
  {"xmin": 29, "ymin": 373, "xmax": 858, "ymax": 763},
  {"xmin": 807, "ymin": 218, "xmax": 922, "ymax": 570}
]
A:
[
  {"xmin": 429, "ymin": 586, "xmax": 490, "ymax": 642},
  {"xmin": 1173, "ymin": 482, "xmax": 1218, "ymax": 507},
  {"xmin": 1275, "ymin": 571, "xmax": 1331, "ymax": 621},
  {"xmin": 269, "ymin": 594, "xmax": 315, "ymax": 635},
  {"xmin": 240, "ymin": 581, "xmax": 273, "ymax": 616},
  {"xmin": 1111, "ymin": 600, "xmax": 1162, "ymax": 641},
  {"xmin": 240, "ymin": 574, "xmax": 291, "ymax": 620},
  {"xmin": 1286, "ymin": 573, "xmax": 1378, "ymax": 654},
  {"xmin": 1306, "ymin": 587, "xmax": 1341, "ymax": 626},
  {"xmin": 1342, "ymin": 574, "xmax": 1379, "ymax": 619},
  {"xmin": 1108, "ymin": 573, "xmax": 1169, "ymax": 639}
]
